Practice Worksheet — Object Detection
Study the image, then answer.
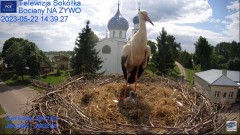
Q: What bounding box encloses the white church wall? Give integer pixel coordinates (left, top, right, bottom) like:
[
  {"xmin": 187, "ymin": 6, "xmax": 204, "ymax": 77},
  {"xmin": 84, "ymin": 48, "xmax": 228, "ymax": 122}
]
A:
[
  {"xmin": 95, "ymin": 38, "xmax": 127, "ymax": 75},
  {"xmin": 109, "ymin": 30, "xmax": 126, "ymax": 39},
  {"xmin": 96, "ymin": 39, "xmax": 117, "ymax": 74},
  {"xmin": 116, "ymin": 41, "xmax": 125, "ymax": 74}
]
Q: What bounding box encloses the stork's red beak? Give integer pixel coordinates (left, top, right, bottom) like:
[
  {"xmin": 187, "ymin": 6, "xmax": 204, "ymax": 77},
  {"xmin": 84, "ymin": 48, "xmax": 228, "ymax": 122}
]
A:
[{"xmin": 144, "ymin": 15, "xmax": 154, "ymax": 26}]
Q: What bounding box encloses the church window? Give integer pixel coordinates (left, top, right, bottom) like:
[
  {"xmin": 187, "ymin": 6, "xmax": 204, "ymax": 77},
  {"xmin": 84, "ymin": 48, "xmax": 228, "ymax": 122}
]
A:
[
  {"xmin": 119, "ymin": 31, "xmax": 122, "ymax": 38},
  {"xmin": 102, "ymin": 45, "xmax": 111, "ymax": 54},
  {"xmin": 113, "ymin": 31, "xmax": 115, "ymax": 38}
]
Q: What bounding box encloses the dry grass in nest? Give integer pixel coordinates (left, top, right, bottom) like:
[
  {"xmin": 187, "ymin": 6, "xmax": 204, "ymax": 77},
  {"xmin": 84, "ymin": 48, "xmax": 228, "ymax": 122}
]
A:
[{"xmin": 19, "ymin": 74, "xmax": 227, "ymax": 134}]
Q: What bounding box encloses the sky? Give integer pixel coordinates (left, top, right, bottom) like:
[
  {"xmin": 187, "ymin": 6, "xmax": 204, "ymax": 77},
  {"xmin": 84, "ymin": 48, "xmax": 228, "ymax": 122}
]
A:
[{"xmin": 0, "ymin": 0, "xmax": 239, "ymax": 53}]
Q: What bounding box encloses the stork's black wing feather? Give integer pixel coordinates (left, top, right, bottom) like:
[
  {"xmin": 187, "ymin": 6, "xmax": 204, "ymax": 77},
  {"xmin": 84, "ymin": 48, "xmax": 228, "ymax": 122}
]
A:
[
  {"xmin": 127, "ymin": 55, "xmax": 150, "ymax": 84},
  {"xmin": 127, "ymin": 65, "xmax": 144, "ymax": 84},
  {"xmin": 121, "ymin": 56, "xmax": 128, "ymax": 80},
  {"xmin": 122, "ymin": 50, "xmax": 150, "ymax": 84}
]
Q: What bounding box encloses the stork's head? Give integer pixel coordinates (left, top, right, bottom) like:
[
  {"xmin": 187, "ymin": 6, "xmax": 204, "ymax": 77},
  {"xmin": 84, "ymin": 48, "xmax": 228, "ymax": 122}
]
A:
[{"xmin": 139, "ymin": 11, "xmax": 154, "ymax": 26}]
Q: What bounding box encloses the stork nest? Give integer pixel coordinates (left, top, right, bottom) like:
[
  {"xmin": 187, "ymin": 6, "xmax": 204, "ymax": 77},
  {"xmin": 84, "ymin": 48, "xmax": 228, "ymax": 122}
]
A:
[{"xmin": 18, "ymin": 74, "xmax": 227, "ymax": 134}]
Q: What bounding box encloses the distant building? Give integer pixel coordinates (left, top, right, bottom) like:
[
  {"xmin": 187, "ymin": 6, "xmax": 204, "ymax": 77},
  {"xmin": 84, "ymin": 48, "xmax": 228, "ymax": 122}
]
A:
[
  {"xmin": 40, "ymin": 60, "xmax": 53, "ymax": 74},
  {"xmin": 52, "ymin": 55, "xmax": 69, "ymax": 70},
  {"xmin": 194, "ymin": 69, "xmax": 240, "ymax": 104},
  {"xmin": 95, "ymin": 2, "xmax": 140, "ymax": 75}
]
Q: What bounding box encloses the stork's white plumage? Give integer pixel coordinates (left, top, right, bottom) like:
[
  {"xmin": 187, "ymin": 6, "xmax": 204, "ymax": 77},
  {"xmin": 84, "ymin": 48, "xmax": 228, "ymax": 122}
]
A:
[{"xmin": 120, "ymin": 10, "xmax": 154, "ymax": 99}]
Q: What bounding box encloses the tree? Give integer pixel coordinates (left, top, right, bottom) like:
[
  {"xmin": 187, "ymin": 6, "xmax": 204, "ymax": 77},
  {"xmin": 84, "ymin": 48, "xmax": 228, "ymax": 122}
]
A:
[
  {"xmin": 71, "ymin": 20, "xmax": 102, "ymax": 74},
  {"xmin": 228, "ymin": 57, "xmax": 240, "ymax": 71},
  {"xmin": 3, "ymin": 38, "xmax": 49, "ymax": 79},
  {"xmin": 230, "ymin": 41, "xmax": 240, "ymax": 59},
  {"xmin": 210, "ymin": 52, "xmax": 227, "ymax": 69},
  {"xmin": 166, "ymin": 35, "xmax": 181, "ymax": 59},
  {"xmin": 178, "ymin": 50, "xmax": 193, "ymax": 69},
  {"xmin": 214, "ymin": 42, "xmax": 231, "ymax": 61},
  {"xmin": 2, "ymin": 37, "xmax": 25, "ymax": 58},
  {"xmin": 147, "ymin": 40, "xmax": 157, "ymax": 54},
  {"xmin": 211, "ymin": 41, "xmax": 240, "ymax": 70},
  {"xmin": 152, "ymin": 27, "xmax": 175, "ymax": 75},
  {"xmin": 194, "ymin": 36, "xmax": 213, "ymax": 70}
]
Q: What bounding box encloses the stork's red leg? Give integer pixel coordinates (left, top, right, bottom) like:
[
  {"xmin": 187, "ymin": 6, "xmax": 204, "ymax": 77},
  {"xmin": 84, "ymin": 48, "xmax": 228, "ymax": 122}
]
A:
[
  {"xmin": 124, "ymin": 72, "xmax": 129, "ymax": 98},
  {"xmin": 135, "ymin": 66, "xmax": 140, "ymax": 92}
]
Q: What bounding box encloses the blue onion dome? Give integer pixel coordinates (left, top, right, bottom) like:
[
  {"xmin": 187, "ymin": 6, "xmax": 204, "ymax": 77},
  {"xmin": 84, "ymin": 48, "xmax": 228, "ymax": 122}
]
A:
[
  {"xmin": 107, "ymin": 4, "xmax": 129, "ymax": 31},
  {"xmin": 133, "ymin": 14, "xmax": 139, "ymax": 24}
]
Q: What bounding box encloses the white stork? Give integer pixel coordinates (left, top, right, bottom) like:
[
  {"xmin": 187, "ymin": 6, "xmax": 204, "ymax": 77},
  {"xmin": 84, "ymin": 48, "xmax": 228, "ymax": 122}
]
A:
[{"xmin": 121, "ymin": 10, "xmax": 154, "ymax": 99}]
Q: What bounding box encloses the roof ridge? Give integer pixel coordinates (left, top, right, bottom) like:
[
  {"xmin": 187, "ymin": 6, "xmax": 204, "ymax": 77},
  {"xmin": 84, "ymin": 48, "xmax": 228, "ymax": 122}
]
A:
[
  {"xmin": 211, "ymin": 75, "xmax": 238, "ymax": 86},
  {"xmin": 211, "ymin": 75, "xmax": 223, "ymax": 85}
]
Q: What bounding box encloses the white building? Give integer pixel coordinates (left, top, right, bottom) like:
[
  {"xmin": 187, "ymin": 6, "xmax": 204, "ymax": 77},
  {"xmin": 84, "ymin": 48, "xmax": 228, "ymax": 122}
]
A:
[
  {"xmin": 194, "ymin": 69, "xmax": 240, "ymax": 104},
  {"xmin": 95, "ymin": 3, "xmax": 139, "ymax": 75}
]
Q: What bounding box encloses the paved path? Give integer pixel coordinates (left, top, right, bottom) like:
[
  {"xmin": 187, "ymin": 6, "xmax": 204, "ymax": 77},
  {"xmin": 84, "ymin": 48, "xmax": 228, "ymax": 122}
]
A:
[
  {"xmin": 0, "ymin": 79, "xmax": 41, "ymax": 124},
  {"xmin": 175, "ymin": 61, "xmax": 187, "ymax": 80}
]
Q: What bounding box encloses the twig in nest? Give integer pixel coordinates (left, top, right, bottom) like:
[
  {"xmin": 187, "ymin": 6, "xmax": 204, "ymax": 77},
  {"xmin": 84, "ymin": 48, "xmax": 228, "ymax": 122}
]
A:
[{"xmin": 20, "ymin": 75, "xmax": 226, "ymax": 134}]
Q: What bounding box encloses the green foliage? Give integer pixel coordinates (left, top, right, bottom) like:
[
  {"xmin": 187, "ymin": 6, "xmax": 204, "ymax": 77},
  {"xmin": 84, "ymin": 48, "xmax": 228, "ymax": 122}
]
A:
[
  {"xmin": 170, "ymin": 64, "xmax": 180, "ymax": 78},
  {"xmin": 152, "ymin": 27, "xmax": 179, "ymax": 75},
  {"xmin": 228, "ymin": 57, "xmax": 240, "ymax": 71},
  {"xmin": 2, "ymin": 38, "xmax": 48, "ymax": 79},
  {"xmin": 212, "ymin": 41, "xmax": 240, "ymax": 71},
  {"xmin": 145, "ymin": 62, "xmax": 156, "ymax": 75},
  {"xmin": 44, "ymin": 51, "xmax": 73, "ymax": 57},
  {"xmin": 166, "ymin": 35, "xmax": 181, "ymax": 59},
  {"xmin": 0, "ymin": 71, "xmax": 29, "ymax": 86},
  {"xmin": 194, "ymin": 36, "xmax": 213, "ymax": 70},
  {"xmin": 211, "ymin": 53, "xmax": 228, "ymax": 69},
  {"xmin": 0, "ymin": 104, "xmax": 5, "ymax": 115},
  {"xmin": 178, "ymin": 50, "xmax": 193, "ymax": 69},
  {"xmin": 71, "ymin": 20, "xmax": 103, "ymax": 74},
  {"xmin": 2, "ymin": 37, "xmax": 25, "ymax": 58},
  {"xmin": 4, "ymin": 42, "xmax": 26, "ymax": 80},
  {"xmin": 215, "ymin": 41, "xmax": 240, "ymax": 60},
  {"xmin": 147, "ymin": 40, "xmax": 157, "ymax": 54},
  {"xmin": 56, "ymin": 68, "xmax": 61, "ymax": 76},
  {"xmin": 40, "ymin": 70, "xmax": 68, "ymax": 85},
  {"xmin": 0, "ymin": 116, "xmax": 20, "ymax": 134}
]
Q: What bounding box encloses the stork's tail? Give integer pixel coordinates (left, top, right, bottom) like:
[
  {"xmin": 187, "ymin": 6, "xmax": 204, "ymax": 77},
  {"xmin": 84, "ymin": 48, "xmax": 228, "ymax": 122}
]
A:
[{"xmin": 127, "ymin": 66, "xmax": 144, "ymax": 84}]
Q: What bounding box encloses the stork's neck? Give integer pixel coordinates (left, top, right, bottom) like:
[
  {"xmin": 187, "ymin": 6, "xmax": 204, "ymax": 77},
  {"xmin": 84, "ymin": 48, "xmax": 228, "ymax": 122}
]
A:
[
  {"xmin": 136, "ymin": 18, "xmax": 147, "ymax": 44},
  {"xmin": 139, "ymin": 19, "xmax": 147, "ymax": 34}
]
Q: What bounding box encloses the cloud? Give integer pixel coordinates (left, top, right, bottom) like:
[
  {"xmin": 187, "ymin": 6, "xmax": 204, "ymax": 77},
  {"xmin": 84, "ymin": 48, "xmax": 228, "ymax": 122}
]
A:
[
  {"xmin": 147, "ymin": 22, "xmax": 224, "ymax": 53},
  {"xmin": 227, "ymin": 0, "xmax": 239, "ymax": 11},
  {"xmin": 223, "ymin": 1, "xmax": 240, "ymax": 42},
  {"xmin": 208, "ymin": 18, "xmax": 221, "ymax": 23},
  {"xmin": 0, "ymin": 0, "xmax": 239, "ymax": 54}
]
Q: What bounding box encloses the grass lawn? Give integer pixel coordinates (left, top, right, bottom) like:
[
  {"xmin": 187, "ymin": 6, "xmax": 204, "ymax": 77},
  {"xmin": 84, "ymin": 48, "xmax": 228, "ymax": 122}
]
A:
[
  {"xmin": 145, "ymin": 63, "xmax": 156, "ymax": 76},
  {"xmin": 223, "ymin": 130, "xmax": 240, "ymax": 134},
  {"xmin": 40, "ymin": 70, "xmax": 69, "ymax": 85},
  {"xmin": 28, "ymin": 85, "xmax": 45, "ymax": 92},
  {"xmin": 0, "ymin": 118, "xmax": 19, "ymax": 134},
  {"xmin": 0, "ymin": 104, "xmax": 5, "ymax": 115},
  {"xmin": 0, "ymin": 104, "xmax": 19, "ymax": 134},
  {"xmin": 185, "ymin": 68, "xmax": 194, "ymax": 83},
  {"xmin": 0, "ymin": 70, "xmax": 69, "ymax": 91},
  {"xmin": 184, "ymin": 67, "xmax": 201, "ymax": 84},
  {"xmin": 0, "ymin": 71, "xmax": 29, "ymax": 86},
  {"xmin": 170, "ymin": 64, "xmax": 180, "ymax": 78},
  {"xmin": 145, "ymin": 63, "xmax": 180, "ymax": 79}
]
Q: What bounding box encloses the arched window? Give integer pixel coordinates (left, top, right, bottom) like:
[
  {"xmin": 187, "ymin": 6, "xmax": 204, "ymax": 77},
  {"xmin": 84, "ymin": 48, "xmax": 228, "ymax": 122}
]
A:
[
  {"xmin": 119, "ymin": 31, "xmax": 122, "ymax": 38},
  {"xmin": 102, "ymin": 45, "xmax": 111, "ymax": 54},
  {"xmin": 113, "ymin": 31, "xmax": 115, "ymax": 38}
]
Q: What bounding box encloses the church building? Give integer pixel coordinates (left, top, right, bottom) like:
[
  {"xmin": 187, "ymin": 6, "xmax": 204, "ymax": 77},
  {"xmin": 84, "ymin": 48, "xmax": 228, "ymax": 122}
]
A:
[{"xmin": 95, "ymin": 2, "xmax": 139, "ymax": 75}]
